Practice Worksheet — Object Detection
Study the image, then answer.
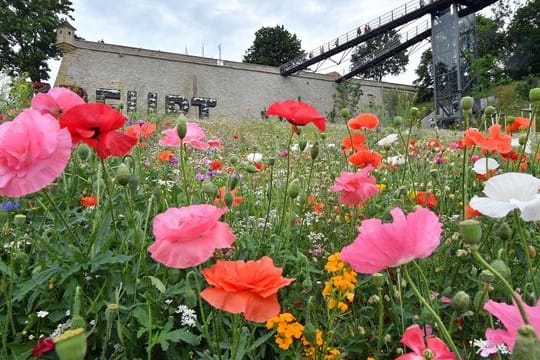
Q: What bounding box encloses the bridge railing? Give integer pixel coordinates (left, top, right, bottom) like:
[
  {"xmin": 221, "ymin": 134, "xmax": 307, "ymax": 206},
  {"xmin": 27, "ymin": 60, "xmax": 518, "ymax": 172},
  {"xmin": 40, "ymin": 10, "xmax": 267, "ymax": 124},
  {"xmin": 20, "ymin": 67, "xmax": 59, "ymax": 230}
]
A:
[{"xmin": 281, "ymin": 0, "xmax": 441, "ymax": 74}]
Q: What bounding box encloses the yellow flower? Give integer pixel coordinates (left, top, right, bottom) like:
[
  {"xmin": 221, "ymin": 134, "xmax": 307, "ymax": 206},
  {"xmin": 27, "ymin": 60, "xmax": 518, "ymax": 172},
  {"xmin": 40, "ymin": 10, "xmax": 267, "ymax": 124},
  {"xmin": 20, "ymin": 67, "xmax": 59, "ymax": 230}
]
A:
[{"xmin": 376, "ymin": 183, "xmax": 386, "ymax": 191}]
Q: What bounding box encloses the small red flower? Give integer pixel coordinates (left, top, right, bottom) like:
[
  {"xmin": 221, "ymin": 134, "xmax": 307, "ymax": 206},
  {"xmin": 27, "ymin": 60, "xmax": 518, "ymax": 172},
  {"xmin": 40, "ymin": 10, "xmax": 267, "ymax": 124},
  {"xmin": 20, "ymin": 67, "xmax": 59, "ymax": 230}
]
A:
[
  {"xmin": 210, "ymin": 160, "xmax": 222, "ymax": 171},
  {"xmin": 416, "ymin": 191, "xmax": 438, "ymax": 208},
  {"xmin": 267, "ymin": 100, "xmax": 326, "ymax": 132},
  {"xmin": 60, "ymin": 103, "xmax": 137, "ymax": 159},
  {"xmin": 32, "ymin": 337, "xmax": 54, "ymax": 357},
  {"xmin": 347, "ymin": 150, "xmax": 382, "ymax": 168},
  {"xmin": 80, "ymin": 195, "xmax": 98, "ymax": 207}
]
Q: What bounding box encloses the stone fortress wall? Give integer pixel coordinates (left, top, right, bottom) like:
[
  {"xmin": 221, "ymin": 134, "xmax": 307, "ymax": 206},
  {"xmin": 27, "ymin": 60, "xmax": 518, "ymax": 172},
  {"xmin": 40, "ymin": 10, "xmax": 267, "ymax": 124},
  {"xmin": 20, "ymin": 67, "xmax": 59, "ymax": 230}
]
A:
[{"xmin": 54, "ymin": 22, "xmax": 415, "ymax": 120}]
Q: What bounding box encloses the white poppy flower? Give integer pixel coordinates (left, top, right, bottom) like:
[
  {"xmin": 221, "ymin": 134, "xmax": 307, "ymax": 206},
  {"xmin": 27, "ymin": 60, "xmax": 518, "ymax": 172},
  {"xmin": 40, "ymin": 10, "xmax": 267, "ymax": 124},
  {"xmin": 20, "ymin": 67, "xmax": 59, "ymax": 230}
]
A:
[
  {"xmin": 386, "ymin": 155, "xmax": 406, "ymax": 166},
  {"xmin": 377, "ymin": 133, "xmax": 398, "ymax": 146},
  {"xmin": 511, "ymin": 137, "xmax": 533, "ymax": 154},
  {"xmin": 469, "ymin": 172, "xmax": 540, "ymax": 221},
  {"xmin": 246, "ymin": 152, "xmax": 263, "ymax": 163},
  {"xmin": 473, "ymin": 157, "xmax": 499, "ymax": 174}
]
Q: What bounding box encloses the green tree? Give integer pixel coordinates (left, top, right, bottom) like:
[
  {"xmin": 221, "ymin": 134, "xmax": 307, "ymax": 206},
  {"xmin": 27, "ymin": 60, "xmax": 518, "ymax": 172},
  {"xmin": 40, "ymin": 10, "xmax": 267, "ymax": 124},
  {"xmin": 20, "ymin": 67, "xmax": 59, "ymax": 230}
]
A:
[
  {"xmin": 243, "ymin": 25, "xmax": 304, "ymax": 66},
  {"xmin": 351, "ymin": 29, "xmax": 409, "ymax": 81},
  {"xmin": 505, "ymin": 0, "xmax": 540, "ymax": 79},
  {"xmin": 413, "ymin": 48, "xmax": 433, "ymax": 103},
  {"xmin": 0, "ymin": 0, "xmax": 73, "ymax": 82}
]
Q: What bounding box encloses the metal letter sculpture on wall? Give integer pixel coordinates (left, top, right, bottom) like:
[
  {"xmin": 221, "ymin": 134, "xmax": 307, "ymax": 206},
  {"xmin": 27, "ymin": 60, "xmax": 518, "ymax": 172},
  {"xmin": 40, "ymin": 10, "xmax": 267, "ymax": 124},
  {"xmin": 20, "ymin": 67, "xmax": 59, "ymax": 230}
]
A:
[
  {"xmin": 147, "ymin": 92, "xmax": 158, "ymax": 113},
  {"xmin": 96, "ymin": 88, "xmax": 122, "ymax": 110},
  {"xmin": 191, "ymin": 97, "xmax": 217, "ymax": 118},
  {"xmin": 165, "ymin": 95, "xmax": 190, "ymax": 115},
  {"xmin": 126, "ymin": 91, "xmax": 137, "ymax": 114}
]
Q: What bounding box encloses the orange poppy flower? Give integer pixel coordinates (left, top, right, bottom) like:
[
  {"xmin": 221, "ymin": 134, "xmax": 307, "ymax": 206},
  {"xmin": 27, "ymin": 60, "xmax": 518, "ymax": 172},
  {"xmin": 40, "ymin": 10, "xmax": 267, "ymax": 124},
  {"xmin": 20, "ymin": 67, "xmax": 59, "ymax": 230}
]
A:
[
  {"xmin": 341, "ymin": 133, "xmax": 367, "ymax": 153},
  {"xmin": 416, "ymin": 191, "xmax": 438, "ymax": 207},
  {"xmin": 157, "ymin": 150, "xmax": 174, "ymax": 162},
  {"xmin": 427, "ymin": 139, "xmax": 441, "ymax": 149},
  {"xmin": 214, "ymin": 187, "xmax": 243, "ymax": 207},
  {"xmin": 464, "ymin": 124, "xmax": 511, "ymax": 154},
  {"xmin": 465, "ymin": 204, "xmax": 482, "ymax": 218},
  {"xmin": 80, "ymin": 195, "xmax": 98, "ymax": 207},
  {"xmin": 348, "ymin": 113, "xmax": 379, "ymax": 130},
  {"xmin": 505, "ymin": 117, "xmax": 530, "ymax": 134},
  {"xmin": 347, "ymin": 150, "xmax": 382, "ymax": 168},
  {"xmin": 200, "ymin": 256, "xmax": 295, "ymax": 322}
]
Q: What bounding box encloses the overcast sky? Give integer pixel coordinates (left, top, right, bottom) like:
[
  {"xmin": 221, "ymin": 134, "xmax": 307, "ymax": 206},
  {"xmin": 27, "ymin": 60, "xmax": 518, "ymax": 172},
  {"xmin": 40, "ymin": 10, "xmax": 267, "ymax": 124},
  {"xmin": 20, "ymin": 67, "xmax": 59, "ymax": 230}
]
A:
[{"xmin": 48, "ymin": 0, "xmax": 496, "ymax": 85}]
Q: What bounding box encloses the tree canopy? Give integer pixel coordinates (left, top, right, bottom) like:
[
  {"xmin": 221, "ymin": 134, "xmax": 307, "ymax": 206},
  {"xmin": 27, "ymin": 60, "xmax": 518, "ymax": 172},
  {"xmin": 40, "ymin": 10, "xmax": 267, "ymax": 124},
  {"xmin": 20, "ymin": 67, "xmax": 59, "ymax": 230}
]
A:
[
  {"xmin": 0, "ymin": 0, "xmax": 73, "ymax": 82},
  {"xmin": 351, "ymin": 29, "xmax": 409, "ymax": 82},
  {"xmin": 243, "ymin": 25, "xmax": 304, "ymax": 67},
  {"xmin": 413, "ymin": 48, "xmax": 433, "ymax": 103}
]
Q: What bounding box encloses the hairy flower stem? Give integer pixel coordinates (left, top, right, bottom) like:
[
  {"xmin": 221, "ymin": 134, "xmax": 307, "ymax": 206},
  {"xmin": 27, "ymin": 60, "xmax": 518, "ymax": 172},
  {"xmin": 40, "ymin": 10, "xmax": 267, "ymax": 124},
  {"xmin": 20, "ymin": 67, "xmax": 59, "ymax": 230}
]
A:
[
  {"xmin": 512, "ymin": 211, "xmax": 539, "ymax": 298},
  {"xmin": 178, "ymin": 141, "xmax": 191, "ymax": 205},
  {"xmin": 461, "ymin": 144, "xmax": 469, "ymax": 219},
  {"xmin": 100, "ymin": 159, "xmax": 121, "ymax": 246},
  {"xmin": 41, "ymin": 190, "xmax": 82, "ymax": 245},
  {"xmin": 261, "ymin": 164, "xmax": 274, "ymax": 241},
  {"xmin": 376, "ymin": 286, "xmax": 384, "ymax": 354},
  {"xmin": 278, "ymin": 130, "xmax": 294, "ymax": 233},
  {"xmin": 403, "ymin": 265, "xmax": 462, "ymax": 358},
  {"xmin": 471, "ymin": 248, "xmax": 530, "ymax": 325}
]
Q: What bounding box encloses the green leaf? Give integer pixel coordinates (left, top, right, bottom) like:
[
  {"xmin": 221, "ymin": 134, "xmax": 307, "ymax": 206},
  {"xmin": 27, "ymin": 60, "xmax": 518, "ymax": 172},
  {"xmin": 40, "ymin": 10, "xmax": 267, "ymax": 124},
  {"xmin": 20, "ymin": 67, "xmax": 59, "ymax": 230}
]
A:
[
  {"xmin": 148, "ymin": 276, "xmax": 166, "ymax": 294},
  {"xmin": 13, "ymin": 266, "xmax": 61, "ymax": 301},
  {"xmin": 0, "ymin": 260, "xmax": 16, "ymax": 280},
  {"xmin": 156, "ymin": 328, "xmax": 201, "ymax": 351},
  {"xmin": 89, "ymin": 251, "xmax": 132, "ymax": 273}
]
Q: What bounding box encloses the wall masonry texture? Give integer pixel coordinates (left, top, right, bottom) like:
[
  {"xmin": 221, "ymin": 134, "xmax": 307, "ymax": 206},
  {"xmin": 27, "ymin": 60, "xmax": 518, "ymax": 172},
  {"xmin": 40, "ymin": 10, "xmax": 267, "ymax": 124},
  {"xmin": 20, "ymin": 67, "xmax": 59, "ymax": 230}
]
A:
[{"xmin": 55, "ymin": 39, "xmax": 414, "ymax": 120}]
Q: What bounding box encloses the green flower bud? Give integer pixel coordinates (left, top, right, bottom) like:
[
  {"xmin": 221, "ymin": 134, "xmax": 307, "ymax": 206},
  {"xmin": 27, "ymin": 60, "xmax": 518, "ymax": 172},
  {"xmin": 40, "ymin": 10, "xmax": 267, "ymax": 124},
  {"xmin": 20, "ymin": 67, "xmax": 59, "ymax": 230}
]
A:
[
  {"xmin": 105, "ymin": 303, "xmax": 119, "ymax": 324},
  {"xmin": 451, "ymin": 291, "xmax": 471, "ymax": 313},
  {"xmin": 71, "ymin": 286, "xmax": 86, "ymax": 330},
  {"xmin": 228, "ymin": 174, "xmax": 239, "ymax": 190},
  {"xmin": 224, "ymin": 192, "xmax": 234, "ymax": 208},
  {"xmin": 310, "ymin": 142, "xmax": 319, "ymax": 160},
  {"xmin": 13, "ymin": 214, "xmax": 26, "ymax": 228},
  {"xmin": 302, "ymin": 277, "xmax": 313, "ymax": 292},
  {"xmin": 480, "ymin": 270, "xmax": 495, "ymax": 283},
  {"xmin": 176, "ymin": 114, "xmax": 187, "ymax": 139},
  {"xmin": 287, "ymin": 179, "xmax": 300, "ymax": 199},
  {"xmin": 245, "ymin": 164, "xmax": 259, "ymax": 173},
  {"xmin": 128, "ymin": 173, "xmax": 139, "ymax": 191},
  {"xmin": 529, "ymin": 88, "xmax": 540, "ymax": 103},
  {"xmin": 115, "ymin": 163, "xmax": 131, "ymax": 186},
  {"xmin": 461, "ymin": 96, "xmax": 474, "ymax": 111},
  {"xmin": 410, "ymin": 107, "xmax": 420, "ymax": 118},
  {"xmin": 393, "ymin": 116, "xmax": 403, "ymax": 127},
  {"xmin": 76, "ymin": 143, "xmax": 92, "ymax": 161},
  {"xmin": 458, "ymin": 219, "xmax": 482, "ymax": 245},
  {"xmin": 320, "ymin": 132, "xmax": 326, "ymax": 140},
  {"xmin": 507, "ymin": 116, "xmax": 515, "ymax": 124},
  {"xmin": 484, "ymin": 106, "xmax": 496, "ymax": 116},
  {"xmin": 490, "ymin": 259, "xmax": 511, "ymax": 280},
  {"xmin": 341, "ymin": 108, "xmax": 350, "ymax": 120},
  {"xmin": 54, "ymin": 328, "xmax": 87, "ymax": 360},
  {"xmin": 497, "ymin": 223, "xmax": 513, "ymax": 240},
  {"xmin": 511, "ymin": 325, "xmax": 540, "ymax": 359},
  {"xmin": 268, "ymin": 157, "xmax": 276, "ymax": 166},
  {"xmin": 519, "ymin": 134, "xmax": 528, "ymax": 146},
  {"xmin": 230, "ymin": 155, "xmax": 240, "ymax": 165},
  {"xmin": 371, "ymin": 273, "xmax": 385, "ymax": 288},
  {"xmin": 299, "ymin": 137, "xmax": 307, "ymax": 152},
  {"xmin": 201, "ymin": 180, "xmax": 217, "ymax": 196}
]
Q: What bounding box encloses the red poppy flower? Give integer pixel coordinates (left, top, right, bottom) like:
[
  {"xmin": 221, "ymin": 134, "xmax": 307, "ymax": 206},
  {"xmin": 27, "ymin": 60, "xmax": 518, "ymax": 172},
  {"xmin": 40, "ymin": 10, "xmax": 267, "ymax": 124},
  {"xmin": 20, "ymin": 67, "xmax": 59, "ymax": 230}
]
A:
[
  {"xmin": 348, "ymin": 113, "xmax": 379, "ymax": 130},
  {"xmin": 32, "ymin": 337, "xmax": 54, "ymax": 357},
  {"xmin": 60, "ymin": 103, "xmax": 137, "ymax": 159},
  {"xmin": 266, "ymin": 100, "xmax": 326, "ymax": 132},
  {"xmin": 341, "ymin": 133, "xmax": 367, "ymax": 153},
  {"xmin": 210, "ymin": 160, "xmax": 222, "ymax": 171},
  {"xmin": 125, "ymin": 122, "xmax": 157, "ymax": 139},
  {"xmin": 416, "ymin": 191, "xmax": 438, "ymax": 208},
  {"xmin": 80, "ymin": 195, "xmax": 98, "ymax": 207},
  {"xmin": 465, "ymin": 204, "xmax": 481, "ymax": 218},
  {"xmin": 201, "ymin": 256, "xmax": 295, "ymax": 322},
  {"xmin": 157, "ymin": 150, "xmax": 174, "ymax": 162},
  {"xmin": 347, "ymin": 150, "xmax": 382, "ymax": 168},
  {"xmin": 427, "ymin": 139, "xmax": 441, "ymax": 149},
  {"xmin": 505, "ymin": 117, "xmax": 530, "ymax": 134},
  {"xmin": 463, "ymin": 124, "xmax": 511, "ymax": 154}
]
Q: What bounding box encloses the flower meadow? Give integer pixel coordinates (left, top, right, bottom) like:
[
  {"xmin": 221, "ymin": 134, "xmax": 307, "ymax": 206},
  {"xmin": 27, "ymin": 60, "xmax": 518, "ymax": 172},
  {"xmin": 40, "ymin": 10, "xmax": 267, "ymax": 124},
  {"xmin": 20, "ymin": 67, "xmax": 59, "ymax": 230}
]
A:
[{"xmin": 1, "ymin": 87, "xmax": 540, "ymax": 359}]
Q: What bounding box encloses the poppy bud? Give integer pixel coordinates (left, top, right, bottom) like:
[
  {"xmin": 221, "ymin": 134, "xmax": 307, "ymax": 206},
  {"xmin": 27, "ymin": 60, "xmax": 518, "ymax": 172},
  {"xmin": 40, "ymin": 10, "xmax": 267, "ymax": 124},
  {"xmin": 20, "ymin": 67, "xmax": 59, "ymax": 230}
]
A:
[
  {"xmin": 71, "ymin": 286, "xmax": 86, "ymax": 329},
  {"xmin": 451, "ymin": 291, "xmax": 470, "ymax": 313},
  {"xmin": 320, "ymin": 132, "xmax": 326, "ymax": 140},
  {"xmin": 299, "ymin": 137, "xmax": 307, "ymax": 152},
  {"xmin": 310, "ymin": 142, "xmax": 319, "ymax": 160},
  {"xmin": 201, "ymin": 180, "xmax": 217, "ymax": 196},
  {"xmin": 511, "ymin": 325, "xmax": 540, "ymax": 359},
  {"xmin": 54, "ymin": 328, "xmax": 87, "ymax": 360},
  {"xmin": 13, "ymin": 214, "xmax": 26, "ymax": 228},
  {"xmin": 393, "ymin": 116, "xmax": 403, "ymax": 127},
  {"xmin": 458, "ymin": 219, "xmax": 482, "ymax": 245},
  {"xmin": 473, "ymin": 289, "xmax": 489, "ymax": 310},
  {"xmin": 483, "ymin": 106, "xmax": 496, "ymax": 116},
  {"xmin": 128, "ymin": 173, "xmax": 139, "ymax": 191},
  {"xmin": 460, "ymin": 96, "xmax": 474, "ymax": 111},
  {"xmin": 529, "ymin": 88, "xmax": 540, "ymax": 103},
  {"xmin": 480, "ymin": 269, "xmax": 495, "ymax": 283},
  {"xmin": 105, "ymin": 303, "xmax": 119, "ymax": 324},
  {"xmin": 410, "ymin": 107, "xmax": 420, "ymax": 118},
  {"xmin": 228, "ymin": 175, "xmax": 239, "ymax": 190},
  {"xmin": 268, "ymin": 157, "xmax": 276, "ymax": 166},
  {"xmin": 76, "ymin": 143, "xmax": 91, "ymax": 161},
  {"xmin": 506, "ymin": 116, "xmax": 515, "ymax": 124},
  {"xmin": 490, "ymin": 259, "xmax": 511, "ymax": 280},
  {"xmin": 371, "ymin": 273, "xmax": 384, "ymax": 288},
  {"xmin": 302, "ymin": 277, "xmax": 313, "ymax": 292},
  {"xmin": 224, "ymin": 192, "xmax": 234, "ymax": 208},
  {"xmin": 245, "ymin": 164, "xmax": 259, "ymax": 173},
  {"xmin": 176, "ymin": 114, "xmax": 187, "ymax": 139},
  {"xmin": 519, "ymin": 134, "xmax": 528, "ymax": 146},
  {"xmin": 230, "ymin": 155, "xmax": 240, "ymax": 165},
  {"xmin": 287, "ymin": 179, "xmax": 300, "ymax": 199},
  {"xmin": 341, "ymin": 108, "xmax": 350, "ymax": 120},
  {"xmin": 528, "ymin": 245, "xmax": 536, "ymax": 257},
  {"xmin": 115, "ymin": 163, "xmax": 131, "ymax": 186},
  {"xmin": 496, "ymin": 223, "xmax": 512, "ymax": 240}
]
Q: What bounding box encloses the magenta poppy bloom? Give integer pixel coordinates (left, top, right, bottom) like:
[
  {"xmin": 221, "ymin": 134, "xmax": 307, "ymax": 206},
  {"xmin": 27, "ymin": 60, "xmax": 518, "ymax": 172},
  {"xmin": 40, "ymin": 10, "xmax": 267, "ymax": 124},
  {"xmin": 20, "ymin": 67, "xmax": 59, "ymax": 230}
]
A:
[
  {"xmin": 0, "ymin": 109, "xmax": 72, "ymax": 198},
  {"xmin": 149, "ymin": 204, "xmax": 236, "ymax": 269},
  {"xmin": 484, "ymin": 294, "xmax": 540, "ymax": 352},
  {"xmin": 396, "ymin": 324, "xmax": 456, "ymax": 360},
  {"xmin": 159, "ymin": 122, "xmax": 209, "ymax": 150},
  {"xmin": 31, "ymin": 87, "xmax": 85, "ymax": 118},
  {"xmin": 266, "ymin": 100, "xmax": 326, "ymax": 132},
  {"xmin": 329, "ymin": 166, "xmax": 379, "ymax": 206},
  {"xmin": 341, "ymin": 207, "xmax": 442, "ymax": 274}
]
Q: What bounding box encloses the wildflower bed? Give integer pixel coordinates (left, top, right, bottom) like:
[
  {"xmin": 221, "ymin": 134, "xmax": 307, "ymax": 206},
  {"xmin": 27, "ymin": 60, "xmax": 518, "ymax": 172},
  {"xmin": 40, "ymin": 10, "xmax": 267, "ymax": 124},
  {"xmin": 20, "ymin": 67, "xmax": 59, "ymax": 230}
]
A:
[{"xmin": 1, "ymin": 88, "xmax": 540, "ymax": 359}]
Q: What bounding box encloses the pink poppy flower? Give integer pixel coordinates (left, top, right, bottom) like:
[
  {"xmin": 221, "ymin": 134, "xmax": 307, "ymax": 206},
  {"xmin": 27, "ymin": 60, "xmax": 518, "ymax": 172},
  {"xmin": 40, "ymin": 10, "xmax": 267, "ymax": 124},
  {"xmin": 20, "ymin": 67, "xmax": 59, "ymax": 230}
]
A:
[
  {"xmin": 159, "ymin": 122, "xmax": 209, "ymax": 150},
  {"xmin": 31, "ymin": 87, "xmax": 85, "ymax": 118},
  {"xmin": 483, "ymin": 294, "xmax": 540, "ymax": 352},
  {"xmin": 341, "ymin": 207, "xmax": 442, "ymax": 274},
  {"xmin": 0, "ymin": 109, "xmax": 72, "ymax": 198},
  {"xmin": 396, "ymin": 324, "xmax": 456, "ymax": 359},
  {"xmin": 329, "ymin": 166, "xmax": 379, "ymax": 206},
  {"xmin": 148, "ymin": 204, "xmax": 236, "ymax": 269}
]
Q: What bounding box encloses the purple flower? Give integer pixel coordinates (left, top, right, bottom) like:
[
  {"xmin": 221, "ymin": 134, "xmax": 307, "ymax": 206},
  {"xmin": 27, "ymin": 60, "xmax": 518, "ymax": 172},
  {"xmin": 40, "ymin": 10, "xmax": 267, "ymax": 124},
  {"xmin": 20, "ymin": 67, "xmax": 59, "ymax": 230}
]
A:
[
  {"xmin": 0, "ymin": 201, "xmax": 20, "ymax": 211},
  {"xmin": 278, "ymin": 150, "xmax": 288, "ymax": 158},
  {"xmin": 169, "ymin": 156, "xmax": 179, "ymax": 164},
  {"xmin": 207, "ymin": 171, "xmax": 217, "ymax": 177},
  {"xmin": 196, "ymin": 173, "xmax": 209, "ymax": 181}
]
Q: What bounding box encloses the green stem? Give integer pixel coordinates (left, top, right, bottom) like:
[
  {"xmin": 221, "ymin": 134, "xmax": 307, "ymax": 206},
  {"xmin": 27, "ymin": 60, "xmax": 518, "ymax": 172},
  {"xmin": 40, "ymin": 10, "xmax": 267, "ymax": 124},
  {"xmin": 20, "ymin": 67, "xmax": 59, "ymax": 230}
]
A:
[
  {"xmin": 376, "ymin": 286, "xmax": 384, "ymax": 354},
  {"xmin": 41, "ymin": 190, "xmax": 82, "ymax": 244},
  {"xmin": 513, "ymin": 211, "xmax": 539, "ymax": 298},
  {"xmin": 178, "ymin": 141, "xmax": 191, "ymax": 205},
  {"xmin": 100, "ymin": 159, "xmax": 120, "ymax": 246},
  {"xmin": 471, "ymin": 248, "xmax": 530, "ymax": 324},
  {"xmin": 403, "ymin": 265, "xmax": 462, "ymax": 358},
  {"xmin": 261, "ymin": 164, "xmax": 274, "ymax": 241},
  {"xmin": 278, "ymin": 130, "xmax": 294, "ymax": 233},
  {"xmin": 461, "ymin": 144, "xmax": 469, "ymax": 219}
]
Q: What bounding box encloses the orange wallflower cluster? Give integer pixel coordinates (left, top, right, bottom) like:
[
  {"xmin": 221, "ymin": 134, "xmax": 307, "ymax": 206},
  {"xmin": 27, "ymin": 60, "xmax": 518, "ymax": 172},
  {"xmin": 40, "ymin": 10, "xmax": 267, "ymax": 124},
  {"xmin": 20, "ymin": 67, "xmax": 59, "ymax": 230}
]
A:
[
  {"xmin": 302, "ymin": 329, "xmax": 341, "ymax": 360},
  {"xmin": 322, "ymin": 253, "xmax": 357, "ymax": 312},
  {"xmin": 266, "ymin": 313, "xmax": 304, "ymax": 350}
]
